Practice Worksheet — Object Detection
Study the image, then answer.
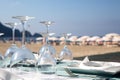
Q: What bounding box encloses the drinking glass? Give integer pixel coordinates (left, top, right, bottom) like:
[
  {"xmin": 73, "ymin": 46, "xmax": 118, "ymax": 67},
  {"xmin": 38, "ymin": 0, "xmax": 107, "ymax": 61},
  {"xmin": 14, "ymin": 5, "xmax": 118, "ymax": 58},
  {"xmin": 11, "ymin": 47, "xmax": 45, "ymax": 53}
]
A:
[
  {"xmin": 38, "ymin": 21, "xmax": 56, "ymax": 59},
  {"xmin": 10, "ymin": 16, "xmax": 36, "ymax": 68},
  {"xmin": 58, "ymin": 33, "xmax": 73, "ymax": 61},
  {"xmin": 4, "ymin": 22, "xmax": 20, "ymax": 67},
  {"xmin": 59, "ymin": 45, "xmax": 73, "ymax": 60},
  {"xmin": 37, "ymin": 21, "xmax": 56, "ymax": 74}
]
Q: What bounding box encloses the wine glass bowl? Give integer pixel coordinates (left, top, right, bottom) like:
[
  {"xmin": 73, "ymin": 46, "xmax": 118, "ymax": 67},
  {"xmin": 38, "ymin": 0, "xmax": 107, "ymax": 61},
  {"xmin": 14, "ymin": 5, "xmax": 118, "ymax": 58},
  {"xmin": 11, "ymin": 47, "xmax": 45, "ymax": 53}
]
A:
[
  {"xmin": 39, "ymin": 44, "xmax": 56, "ymax": 58},
  {"xmin": 4, "ymin": 22, "xmax": 20, "ymax": 58},
  {"xmin": 37, "ymin": 47, "xmax": 56, "ymax": 74},
  {"xmin": 10, "ymin": 47, "xmax": 35, "ymax": 67},
  {"xmin": 59, "ymin": 45, "xmax": 73, "ymax": 60},
  {"xmin": 58, "ymin": 33, "xmax": 73, "ymax": 61},
  {"xmin": 4, "ymin": 44, "xmax": 19, "ymax": 58}
]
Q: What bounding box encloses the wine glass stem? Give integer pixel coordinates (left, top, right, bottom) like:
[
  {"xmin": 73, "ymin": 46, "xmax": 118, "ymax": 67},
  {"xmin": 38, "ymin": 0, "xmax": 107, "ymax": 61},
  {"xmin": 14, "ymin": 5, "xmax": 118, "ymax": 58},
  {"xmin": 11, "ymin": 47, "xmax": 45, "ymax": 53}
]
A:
[
  {"xmin": 12, "ymin": 27, "xmax": 15, "ymax": 44},
  {"xmin": 65, "ymin": 35, "xmax": 68, "ymax": 46},
  {"xmin": 22, "ymin": 22, "xmax": 26, "ymax": 46},
  {"xmin": 45, "ymin": 37, "xmax": 48, "ymax": 44},
  {"xmin": 46, "ymin": 25, "xmax": 49, "ymax": 44},
  {"xmin": 47, "ymin": 27, "xmax": 48, "ymax": 34}
]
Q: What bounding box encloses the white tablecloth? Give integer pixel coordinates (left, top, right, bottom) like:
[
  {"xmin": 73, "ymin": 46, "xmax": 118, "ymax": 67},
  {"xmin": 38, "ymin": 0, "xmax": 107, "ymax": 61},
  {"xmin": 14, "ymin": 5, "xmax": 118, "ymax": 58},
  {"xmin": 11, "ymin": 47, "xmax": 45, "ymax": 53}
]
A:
[
  {"xmin": 1, "ymin": 60, "xmax": 120, "ymax": 80},
  {"xmin": 0, "ymin": 68, "xmax": 92, "ymax": 80}
]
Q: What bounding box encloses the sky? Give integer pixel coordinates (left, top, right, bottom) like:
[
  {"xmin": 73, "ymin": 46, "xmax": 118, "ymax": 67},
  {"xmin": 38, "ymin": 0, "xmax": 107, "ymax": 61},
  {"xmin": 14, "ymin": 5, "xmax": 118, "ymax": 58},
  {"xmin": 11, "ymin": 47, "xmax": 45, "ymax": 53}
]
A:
[{"xmin": 0, "ymin": 0, "xmax": 120, "ymax": 36}]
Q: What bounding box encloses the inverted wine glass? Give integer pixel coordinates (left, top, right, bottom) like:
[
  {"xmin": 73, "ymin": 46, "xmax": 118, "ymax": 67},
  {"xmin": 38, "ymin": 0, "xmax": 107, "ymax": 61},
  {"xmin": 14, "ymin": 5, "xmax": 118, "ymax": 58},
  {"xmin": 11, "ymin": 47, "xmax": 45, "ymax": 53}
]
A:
[
  {"xmin": 10, "ymin": 16, "xmax": 35, "ymax": 67},
  {"xmin": 4, "ymin": 22, "xmax": 20, "ymax": 58},
  {"xmin": 38, "ymin": 21, "xmax": 56, "ymax": 58},
  {"xmin": 58, "ymin": 33, "xmax": 73, "ymax": 61},
  {"xmin": 37, "ymin": 21, "xmax": 56, "ymax": 73},
  {"xmin": 3, "ymin": 22, "xmax": 21, "ymax": 67},
  {"xmin": 37, "ymin": 46, "xmax": 56, "ymax": 74}
]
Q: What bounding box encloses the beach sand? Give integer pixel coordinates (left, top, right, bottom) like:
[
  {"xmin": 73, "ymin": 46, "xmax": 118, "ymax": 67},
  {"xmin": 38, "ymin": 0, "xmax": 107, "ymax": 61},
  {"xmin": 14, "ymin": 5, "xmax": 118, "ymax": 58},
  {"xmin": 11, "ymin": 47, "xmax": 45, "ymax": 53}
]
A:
[{"xmin": 0, "ymin": 41, "xmax": 120, "ymax": 62}]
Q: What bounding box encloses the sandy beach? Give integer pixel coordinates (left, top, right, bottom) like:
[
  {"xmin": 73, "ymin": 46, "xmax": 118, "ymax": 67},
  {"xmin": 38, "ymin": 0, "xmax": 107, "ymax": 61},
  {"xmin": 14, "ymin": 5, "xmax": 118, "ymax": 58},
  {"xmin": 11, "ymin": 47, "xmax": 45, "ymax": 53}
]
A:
[{"xmin": 0, "ymin": 41, "xmax": 120, "ymax": 62}]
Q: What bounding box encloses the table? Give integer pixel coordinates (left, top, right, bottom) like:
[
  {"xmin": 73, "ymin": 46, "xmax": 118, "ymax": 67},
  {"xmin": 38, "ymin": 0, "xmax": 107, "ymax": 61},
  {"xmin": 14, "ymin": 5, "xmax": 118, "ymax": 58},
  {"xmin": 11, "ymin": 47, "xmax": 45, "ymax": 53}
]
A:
[{"xmin": 0, "ymin": 60, "xmax": 120, "ymax": 80}]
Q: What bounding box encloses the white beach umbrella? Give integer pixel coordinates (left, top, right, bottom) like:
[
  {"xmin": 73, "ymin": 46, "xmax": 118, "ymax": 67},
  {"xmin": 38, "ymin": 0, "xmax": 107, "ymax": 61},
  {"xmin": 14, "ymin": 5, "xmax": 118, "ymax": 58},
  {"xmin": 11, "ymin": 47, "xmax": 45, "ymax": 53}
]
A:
[
  {"xmin": 86, "ymin": 37, "xmax": 92, "ymax": 41},
  {"xmin": 80, "ymin": 36, "xmax": 90, "ymax": 39},
  {"xmin": 96, "ymin": 38, "xmax": 103, "ymax": 42},
  {"xmin": 48, "ymin": 37, "xmax": 58, "ymax": 41},
  {"xmin": 90, "ymin": 36, "xmax": 100, "ymax": 41},
  {"xmin": 105, "ymin": 33, "xmax": 120, "ymax": 37},
  {"xmin": 66, "ymin": 33, "xmax": 72, "ymax": 36},
  {"xmin": 48, "ymin": 33, "xmax": 55, "ymax": 37},
  {"xmin": 36, "ymin": 37, "xmax": 43, "ymax": 41},
  {"xmin": 86, "ymin": 36, "xmax": 100, "ymax": 41},
  {"xmin": 0, "ymin": 33, "xmax": 4, "ymax": 36},
  {"xmin": 77, "ymin": 36, "xmax": 90, "ymax": 41},
  {"xmin": 112, "ymin": 36, "xmax": 120, "ymax": 42},
  {"xmin": 68, "ymin": 36, "xmax": 77, "ymax": 42},
  {"xmin": 59, "ymin": 37, "xmax": 65, "ymax": 41},
  {"xmin": 76, "ymin": 38, "xmax": 81, "ymax": 41},
  {"xmin": 102, "ymin": 36, "xmax": 112, "ymax": 41}
]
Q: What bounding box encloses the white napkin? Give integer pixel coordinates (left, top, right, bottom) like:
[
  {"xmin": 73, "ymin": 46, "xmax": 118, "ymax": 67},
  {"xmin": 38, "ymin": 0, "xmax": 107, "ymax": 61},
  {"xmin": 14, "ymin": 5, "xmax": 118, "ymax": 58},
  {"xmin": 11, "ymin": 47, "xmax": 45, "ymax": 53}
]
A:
[{"xmin": 0, "ymin": 68, "xmax": 23, "ymax": 80}]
